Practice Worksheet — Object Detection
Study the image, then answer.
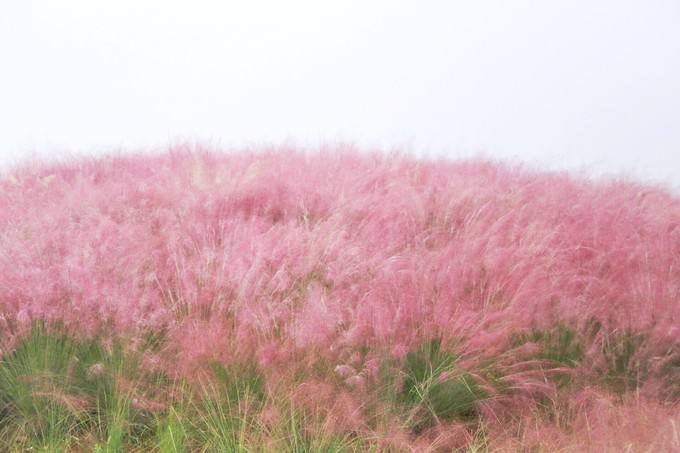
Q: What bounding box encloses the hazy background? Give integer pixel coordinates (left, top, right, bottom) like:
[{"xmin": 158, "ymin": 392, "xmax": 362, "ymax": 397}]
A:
[{"xmin": 1, "ymin": 1, "xmax": 678, "ymax": 188}]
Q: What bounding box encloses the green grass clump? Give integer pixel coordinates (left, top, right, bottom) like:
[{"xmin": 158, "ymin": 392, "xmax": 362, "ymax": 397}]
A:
[
  {"xmin": 0, "ymin": 324, "xmax": 84, "ymax": 450},
  {"xmin": 601, "ymin": 330, "xmax": 647, "ymax": 394},
  {"xmin": 0, "ymin": 322, "xmax": 166, "ymax": 451},
  {"xmin": 528, "ymin": 325, "xmax": 584, "ymax": 368},
  {"xmin": 155, "ymin": 406, "xmax": 187, "ymax": 453},
  {"xmin": 395, "ymin": 339, "xmax": 485, "ymax": 432},
  {"xmin": 506, "ymin": 324, "xmax": 585, "ymax": 389},
  {"xmin": 208, "ymin": 361, "xmax": 266, "ymax": 404},
  {"xmin": 182, "ymin": 361, "xmax": 266, "ymax": 451}
]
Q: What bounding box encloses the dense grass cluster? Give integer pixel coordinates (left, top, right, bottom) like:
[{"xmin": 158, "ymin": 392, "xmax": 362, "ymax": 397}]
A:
[{"xmin": 0, "ymin": 145, "xmax": 678, "ymax": 451}]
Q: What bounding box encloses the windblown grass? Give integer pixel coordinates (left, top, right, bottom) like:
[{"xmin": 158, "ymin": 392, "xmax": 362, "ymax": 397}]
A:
[{"xmin": 0, "ymin": 145, "xmax": 678, "ymax": 451}]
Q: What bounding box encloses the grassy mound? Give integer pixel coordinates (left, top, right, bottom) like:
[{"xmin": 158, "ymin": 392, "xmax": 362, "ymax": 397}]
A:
[{"xmin": 0, "ymin": 145, "xmax": 678, "ymax": 451}]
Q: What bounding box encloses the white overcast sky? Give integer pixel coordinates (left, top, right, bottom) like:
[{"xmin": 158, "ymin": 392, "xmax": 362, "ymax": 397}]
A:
[{"xmin": 1, "ymin": 1, "xmax": 679, "ymax": 188}]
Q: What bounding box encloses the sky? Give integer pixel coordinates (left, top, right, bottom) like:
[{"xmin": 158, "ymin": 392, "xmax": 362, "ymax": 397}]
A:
[{"xmin": 1, "ymin": 1, "xmax": 679, "ymax": 189}]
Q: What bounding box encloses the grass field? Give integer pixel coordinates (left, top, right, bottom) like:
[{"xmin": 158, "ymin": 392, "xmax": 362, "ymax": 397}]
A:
[{"xmin": 0, "ymin": 146, "xmax": 678, "ymax": 451}]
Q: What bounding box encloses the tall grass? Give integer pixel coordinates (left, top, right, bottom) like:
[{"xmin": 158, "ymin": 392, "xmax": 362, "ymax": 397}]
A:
[{"xmin": 0, "ymin": 145, "xmax": 678, "ymax": 450}]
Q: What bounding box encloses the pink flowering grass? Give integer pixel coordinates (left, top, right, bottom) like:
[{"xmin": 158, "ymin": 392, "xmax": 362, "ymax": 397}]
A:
[{"xmin": 0, "ymin": 144, "xmax": 678, "ymax": 451}]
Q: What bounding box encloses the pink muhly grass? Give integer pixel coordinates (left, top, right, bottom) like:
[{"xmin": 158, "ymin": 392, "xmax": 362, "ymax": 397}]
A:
[
  {"xmin": 333, "ymin": 364, "xmax": 356, "ymax": 380},
  {"xmin": 1, "ymin": 144, "xmax": 678, "ymax": 449}
]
